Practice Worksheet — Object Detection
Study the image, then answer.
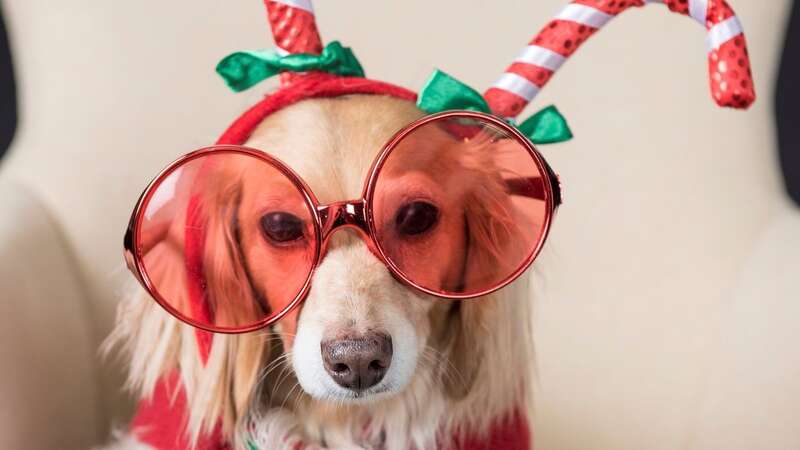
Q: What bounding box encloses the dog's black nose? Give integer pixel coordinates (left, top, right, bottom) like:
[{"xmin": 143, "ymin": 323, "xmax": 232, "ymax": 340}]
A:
[{"xmin": 321, "ymin": 331, "xmax": 392, "ymax": 391}]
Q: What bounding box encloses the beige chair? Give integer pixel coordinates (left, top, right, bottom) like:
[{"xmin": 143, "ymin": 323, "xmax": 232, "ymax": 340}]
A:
[{"xmin": 0, "ymin": 1, "xmax": 797, "ymax": 449}]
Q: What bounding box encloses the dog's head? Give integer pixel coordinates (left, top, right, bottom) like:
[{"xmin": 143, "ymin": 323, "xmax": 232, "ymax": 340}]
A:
[
  {"xmin": 114, "ymin": 94, "xmax": 535, "ymax": 447},
  {"xmin": 237, "ymin": 96, "xmax": 534, "ymax": 401}
]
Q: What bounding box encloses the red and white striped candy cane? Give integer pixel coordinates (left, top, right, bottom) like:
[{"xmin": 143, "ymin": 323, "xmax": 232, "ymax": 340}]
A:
[
  {"xmin": 484, "ymin": 0, "xmax": 756, "ymax": 118},
  {"xmin": 264, "ymin": 0, "xmax": 323, "ymax": 84}
]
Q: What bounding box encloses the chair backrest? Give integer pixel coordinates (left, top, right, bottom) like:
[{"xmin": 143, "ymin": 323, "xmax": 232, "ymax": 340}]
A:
[{"xmin": 0, "ymin": 8, "xmax": 15, "ymax": 159}]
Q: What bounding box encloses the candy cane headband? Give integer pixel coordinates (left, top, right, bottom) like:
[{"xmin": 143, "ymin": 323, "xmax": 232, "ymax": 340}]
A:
[
  {"xmin": 218, "ymin": 0, "xmax": 754, "ymax": 121},
  {"xmin": 485, "ymin": 0, "xmax": 755, "ymax": 116},
  {"xmin": 191, "ymin": 0, "xmax": 755, "ymax": 360}
]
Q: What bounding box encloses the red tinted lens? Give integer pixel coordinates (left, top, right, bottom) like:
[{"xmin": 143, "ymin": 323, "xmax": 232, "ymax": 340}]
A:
[
  {"xmin": 371, "ymin": 115, "xmax": 551, "ymax": 297},
  {"xmin": 134, "ymin": 149, "xmax": 318, "ymax": 331}
]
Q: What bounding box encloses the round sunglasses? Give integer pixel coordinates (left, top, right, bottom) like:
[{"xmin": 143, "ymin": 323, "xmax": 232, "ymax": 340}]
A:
[{"xmin": 124, "ymin": 111, "xmax": 561, "ymax": 333}]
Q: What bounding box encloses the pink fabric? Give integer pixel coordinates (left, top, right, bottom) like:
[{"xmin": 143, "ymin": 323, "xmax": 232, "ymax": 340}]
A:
[
  {"xmin": 132, "ymin": 375, "xmax": 531, "ymax": 450},
  {"xmin": 131, "ymin": 373, "xmax": 227, "ymax": 450}
]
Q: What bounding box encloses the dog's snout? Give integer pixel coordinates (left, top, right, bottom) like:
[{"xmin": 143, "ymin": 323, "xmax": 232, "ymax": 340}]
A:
[{"xmin": 321, "ymin": 331, "xmax": 393, "ymax": 391}]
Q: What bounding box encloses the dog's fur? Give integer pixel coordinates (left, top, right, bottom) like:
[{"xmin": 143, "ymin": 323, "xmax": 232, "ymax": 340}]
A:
[{"xmin": 106, "ymin": 95, "xmax": 536, "ymax": 450}]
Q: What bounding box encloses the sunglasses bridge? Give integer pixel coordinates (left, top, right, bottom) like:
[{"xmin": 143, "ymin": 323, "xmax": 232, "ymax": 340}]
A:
[{"xmin": 316, "ymin": 200, "xmax": 380, "ymax": 257}]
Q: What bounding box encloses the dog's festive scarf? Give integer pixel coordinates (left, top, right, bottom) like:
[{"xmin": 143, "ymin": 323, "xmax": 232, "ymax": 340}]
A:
[{"xmin": 132, "ymin": 374, "xmax": 531, "ymax": 450}]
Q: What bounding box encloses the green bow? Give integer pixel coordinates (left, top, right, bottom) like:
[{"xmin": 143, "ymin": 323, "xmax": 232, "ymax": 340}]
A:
[
  {"xmin": 216, "ymin": 41, "xmax": 365, "ymax": 92},
  {"xmin": 416, "ymin": 70, "xmax": 573, "ymax": 145}
]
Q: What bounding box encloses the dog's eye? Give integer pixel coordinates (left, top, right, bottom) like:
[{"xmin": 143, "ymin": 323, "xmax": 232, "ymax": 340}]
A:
[
  {"xmin": 395, "ymin": 201, "xmax": 439, "ymax": 236},
  {"xmin": 260, "ymin": 212, "xmax": 305, "ymax": 243}
]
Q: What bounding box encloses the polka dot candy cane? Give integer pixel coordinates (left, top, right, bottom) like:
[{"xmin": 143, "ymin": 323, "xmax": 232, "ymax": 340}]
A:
[
  {"xmin": 264, "ymin": 0, "xmax": 323, "ymax": 84},
  {"xmin": 484, "ymin": 0, "xmax": 756, "ymax": 118}
]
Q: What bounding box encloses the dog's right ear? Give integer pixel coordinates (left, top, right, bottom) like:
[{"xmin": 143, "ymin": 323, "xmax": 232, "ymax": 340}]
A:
[
  {"xmin": 200, "ymin": 181, "xmax": 270, "ymax": 329},
  {"xmin": 194, "ymin": 180, "xmax": 273, "ymax": 437}
]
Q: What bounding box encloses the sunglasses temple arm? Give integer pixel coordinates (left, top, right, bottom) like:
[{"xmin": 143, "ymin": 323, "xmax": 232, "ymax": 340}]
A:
[
  {"xmin": 506, "ymin": 176, "xmax": 546, "ymax": 200},
  {"xmin": 506, "ymin": 175, "xmax": 563, "ymax": 207}
]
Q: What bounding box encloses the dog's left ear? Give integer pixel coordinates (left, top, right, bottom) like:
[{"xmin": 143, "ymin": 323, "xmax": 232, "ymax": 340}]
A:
[
  {"xmin": 437, "ymin": 301, "xmax": 485, "ymax": 400},
  {"xmin": 439, "ymin": 153, "xmax": 526, "ymax": 399},
  {"xmin": 460, "ymin": 159, "xmax": 525, "ymax": 293}
]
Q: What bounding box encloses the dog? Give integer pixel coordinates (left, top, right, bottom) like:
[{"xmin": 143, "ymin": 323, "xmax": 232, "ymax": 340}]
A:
[{"xmin": 105, "ymin": 94, "xmax": 537, "ymax": 450}]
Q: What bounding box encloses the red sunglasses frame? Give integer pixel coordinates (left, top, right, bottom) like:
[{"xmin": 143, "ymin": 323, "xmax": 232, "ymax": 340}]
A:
[{"xmin": 124, "ymin": 110, "xmax": 562, "ymax": 333}]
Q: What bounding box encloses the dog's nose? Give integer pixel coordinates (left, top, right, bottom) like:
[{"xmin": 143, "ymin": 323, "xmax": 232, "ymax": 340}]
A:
[{"xmin": 321, "ymin": 331, "xmax": 392, "ymax": 391}]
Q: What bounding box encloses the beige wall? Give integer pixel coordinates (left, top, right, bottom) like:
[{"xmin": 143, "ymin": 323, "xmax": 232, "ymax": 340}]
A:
[{"xmin": 0, "ymin": 1, "xmax": 797, "ymax": 449}]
